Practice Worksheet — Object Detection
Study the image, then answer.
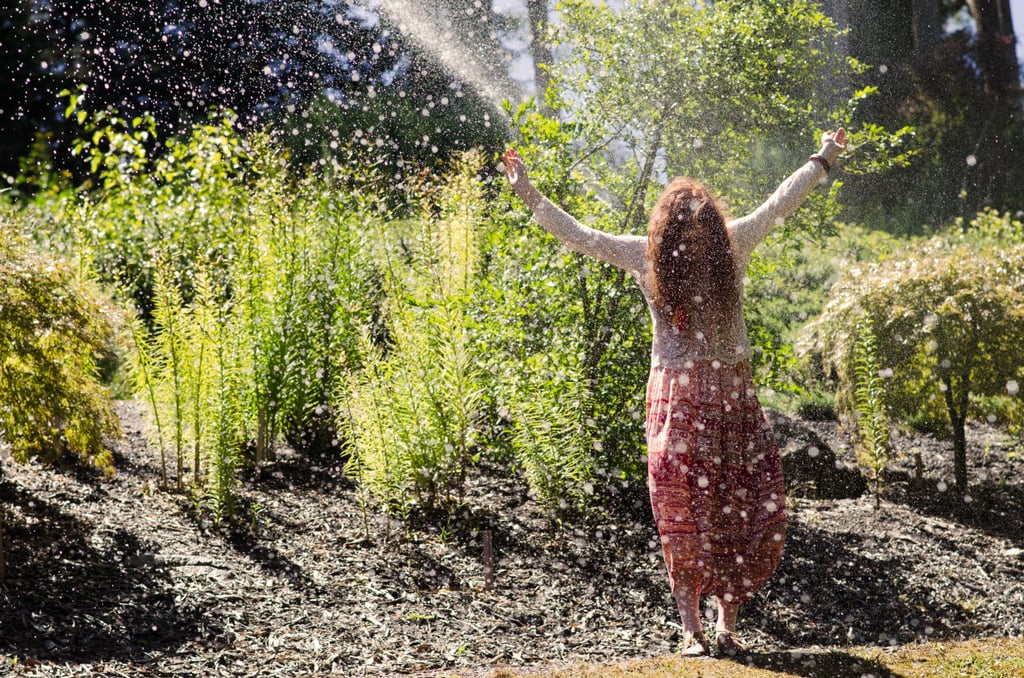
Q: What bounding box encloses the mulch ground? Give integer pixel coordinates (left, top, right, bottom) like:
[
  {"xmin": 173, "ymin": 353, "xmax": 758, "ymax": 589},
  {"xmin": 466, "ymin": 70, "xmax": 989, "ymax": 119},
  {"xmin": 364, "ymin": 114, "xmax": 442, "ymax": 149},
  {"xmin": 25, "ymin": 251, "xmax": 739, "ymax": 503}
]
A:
[{"xmin": 1, "ymin": 401, "xmax": 1022, "ymax": 676}]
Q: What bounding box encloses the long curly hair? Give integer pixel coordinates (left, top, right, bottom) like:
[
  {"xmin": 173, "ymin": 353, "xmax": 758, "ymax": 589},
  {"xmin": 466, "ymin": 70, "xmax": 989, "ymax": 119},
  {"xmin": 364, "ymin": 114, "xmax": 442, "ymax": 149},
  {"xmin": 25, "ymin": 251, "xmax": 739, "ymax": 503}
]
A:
[{"xmin": 645, "ymin": 177, "xmax": 740, "ymax": 332}]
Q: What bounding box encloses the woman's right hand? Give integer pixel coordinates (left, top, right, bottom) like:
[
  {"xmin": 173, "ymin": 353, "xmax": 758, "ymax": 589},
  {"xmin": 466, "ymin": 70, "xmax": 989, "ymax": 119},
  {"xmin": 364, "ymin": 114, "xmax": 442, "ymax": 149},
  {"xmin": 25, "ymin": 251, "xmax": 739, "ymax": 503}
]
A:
[{"xmin": 502, "ymin": 148, "xmax": 535, "ymax": 202}]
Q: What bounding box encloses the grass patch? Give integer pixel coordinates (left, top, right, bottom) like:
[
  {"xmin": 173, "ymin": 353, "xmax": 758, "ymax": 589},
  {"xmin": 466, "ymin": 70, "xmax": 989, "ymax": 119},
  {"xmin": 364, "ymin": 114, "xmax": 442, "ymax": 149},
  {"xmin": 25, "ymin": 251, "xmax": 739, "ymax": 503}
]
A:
[{"xmin": 436, "ymin": 638, "xmax": 1024, "ymax": 678}]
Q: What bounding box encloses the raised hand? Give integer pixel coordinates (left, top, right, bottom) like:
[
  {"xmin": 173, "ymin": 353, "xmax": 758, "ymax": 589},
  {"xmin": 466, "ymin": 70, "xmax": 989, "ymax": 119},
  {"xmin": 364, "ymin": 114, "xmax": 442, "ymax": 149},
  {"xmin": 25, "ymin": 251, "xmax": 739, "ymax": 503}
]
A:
[
  {"xmin": 822, "ymin": 128, "xmax": 847, "ymax": 150},
  {"xmin": 501, "ymin": 148, "xmax": 535, "ymax": 202}
]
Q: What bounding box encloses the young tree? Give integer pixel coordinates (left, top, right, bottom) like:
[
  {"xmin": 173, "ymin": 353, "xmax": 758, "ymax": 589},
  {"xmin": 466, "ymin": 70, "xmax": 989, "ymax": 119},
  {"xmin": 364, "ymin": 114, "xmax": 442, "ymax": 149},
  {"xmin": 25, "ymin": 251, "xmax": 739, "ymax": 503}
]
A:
[
  {"xmin": 482, "ymin": 0, "xmax": 911, "ymax": 486},
  {"xmin": 511, "ymin": 0, "xmax": 906, "ymax": 390},
  {"xmin": 963, "ymin": 0, "xmax": 1020, "ymax": 100},
  {"xmin": 0, "ymin": 225, "xmax": 121, "ymax": 470},
  {"xmin": 0, "ymin": 223, "xmax": 121, "ymax": 582},
  {"xmin": 801, "ymin": 239, "xmax": 1024, "ymax": 493}
]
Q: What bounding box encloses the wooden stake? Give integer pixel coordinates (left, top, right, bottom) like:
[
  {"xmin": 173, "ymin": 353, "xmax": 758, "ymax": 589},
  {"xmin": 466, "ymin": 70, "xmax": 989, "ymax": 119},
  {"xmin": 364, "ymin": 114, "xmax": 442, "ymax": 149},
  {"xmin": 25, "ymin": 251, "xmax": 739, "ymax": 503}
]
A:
[
  {"xmin": 257, "ymin": 407, "xmax": 267, "ymax": 465},
  {"xmin": 482, "ymin": 529, "xmax": 494, "ymax": 590}
]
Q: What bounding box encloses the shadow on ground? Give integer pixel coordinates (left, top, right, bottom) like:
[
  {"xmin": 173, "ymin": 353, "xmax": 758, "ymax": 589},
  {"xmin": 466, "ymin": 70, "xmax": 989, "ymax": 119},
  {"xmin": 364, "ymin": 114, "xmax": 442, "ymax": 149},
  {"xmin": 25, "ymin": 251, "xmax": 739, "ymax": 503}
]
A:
[
  {"xmin": 888, "ymin": 473, "xmax": 1024, "ymax": 545},
  {"xmin": 0, "ymin": 479, "xmax": 216, "ymax": 663},
  {"xmin": 748, "ymin": 518, "xmax": 969, "ymax": 648}
]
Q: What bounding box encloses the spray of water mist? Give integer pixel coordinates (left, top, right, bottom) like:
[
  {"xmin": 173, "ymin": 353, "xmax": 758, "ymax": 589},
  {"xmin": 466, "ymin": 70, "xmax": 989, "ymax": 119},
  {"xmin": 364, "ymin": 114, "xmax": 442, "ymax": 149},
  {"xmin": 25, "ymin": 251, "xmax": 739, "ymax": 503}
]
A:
[{"xmin": 373, "ymin": 0, "xmax": 524, "ymax": 121}]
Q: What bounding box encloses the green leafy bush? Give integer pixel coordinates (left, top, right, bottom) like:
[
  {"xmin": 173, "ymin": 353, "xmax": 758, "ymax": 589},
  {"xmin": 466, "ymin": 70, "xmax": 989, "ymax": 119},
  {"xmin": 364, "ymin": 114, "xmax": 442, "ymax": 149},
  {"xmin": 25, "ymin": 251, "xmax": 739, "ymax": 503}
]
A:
[
  {"xmin": 342, "ymin": 154, "xmax": 485, "ymax": 517},
  {"xmin": 0, "ymin": 222, "xmax": 120, "ymax": 471},
  {"xmin": 800, "ymin": 234, "xmax": 1024, "ymax": 493}
]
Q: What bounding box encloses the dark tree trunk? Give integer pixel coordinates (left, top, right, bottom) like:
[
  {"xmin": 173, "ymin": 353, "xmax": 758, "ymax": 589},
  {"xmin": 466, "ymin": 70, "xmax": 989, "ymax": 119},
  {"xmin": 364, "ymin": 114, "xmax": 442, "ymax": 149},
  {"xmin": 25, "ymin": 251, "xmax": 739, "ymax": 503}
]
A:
[
  {"xmin": 526, "ymin": 0, "xmax": 553, "ymax": 106},
  {"xmin": 943, "ymin": 375, "xmax": 970, "ymax": 493},
  {"xmin": 966, "ymin": 0, "xmax": 1021, "ymax": 100},
  {"xmin": 951, "ymin": 412, "xmax": 969, "ymax": 493},
  {"xmin": 911, "ymin": 0, "xmax": 943, "ymax": 50}
]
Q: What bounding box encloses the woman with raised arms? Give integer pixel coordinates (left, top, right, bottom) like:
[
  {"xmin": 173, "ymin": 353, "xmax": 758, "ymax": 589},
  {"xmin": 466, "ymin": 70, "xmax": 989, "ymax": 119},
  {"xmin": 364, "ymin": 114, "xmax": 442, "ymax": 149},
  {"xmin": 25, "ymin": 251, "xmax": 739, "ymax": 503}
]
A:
[{"xmin": 502, "ymin": 128, "xmax": 846, "ymax": 656}]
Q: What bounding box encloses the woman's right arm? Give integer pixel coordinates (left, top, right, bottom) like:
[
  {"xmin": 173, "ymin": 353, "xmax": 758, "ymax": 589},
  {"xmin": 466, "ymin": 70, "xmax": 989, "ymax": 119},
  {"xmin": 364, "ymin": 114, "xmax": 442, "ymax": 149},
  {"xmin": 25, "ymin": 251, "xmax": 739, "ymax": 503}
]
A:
[{"xmin": 502, "ymin": 149, "xmax": 646, "ymax": 273}]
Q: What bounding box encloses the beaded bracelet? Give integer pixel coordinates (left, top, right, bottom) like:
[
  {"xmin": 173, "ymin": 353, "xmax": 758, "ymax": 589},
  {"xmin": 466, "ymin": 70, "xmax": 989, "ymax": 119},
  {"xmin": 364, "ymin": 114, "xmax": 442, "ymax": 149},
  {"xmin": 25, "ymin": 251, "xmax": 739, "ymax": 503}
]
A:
[{"xmin": 809, "ymin": 154, "xmax": 831, "ymax": 174}]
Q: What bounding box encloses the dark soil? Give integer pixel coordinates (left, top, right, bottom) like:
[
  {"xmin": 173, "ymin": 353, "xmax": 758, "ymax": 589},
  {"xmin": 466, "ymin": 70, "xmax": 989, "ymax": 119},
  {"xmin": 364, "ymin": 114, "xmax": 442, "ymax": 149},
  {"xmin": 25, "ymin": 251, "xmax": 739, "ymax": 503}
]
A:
[{"xmin": 2, "ymin": 401, "xmax": 1023, "ymax": 676}]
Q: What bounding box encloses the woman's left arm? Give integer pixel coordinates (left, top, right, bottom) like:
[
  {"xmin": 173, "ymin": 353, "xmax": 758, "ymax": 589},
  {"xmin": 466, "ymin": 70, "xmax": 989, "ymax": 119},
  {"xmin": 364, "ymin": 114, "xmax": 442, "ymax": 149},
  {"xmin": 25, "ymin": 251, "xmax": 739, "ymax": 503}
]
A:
[{"xmin": 728, "ymin": 129, "xmax": 846, "ymax": 264}]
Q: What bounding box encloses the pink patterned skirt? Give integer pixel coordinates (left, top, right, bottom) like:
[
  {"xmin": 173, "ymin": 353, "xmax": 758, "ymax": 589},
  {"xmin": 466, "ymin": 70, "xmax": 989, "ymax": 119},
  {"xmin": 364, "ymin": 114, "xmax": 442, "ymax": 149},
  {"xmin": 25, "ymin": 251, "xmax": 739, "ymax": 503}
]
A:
[{"xmin": 645, "ymin": 359, "xmax": 786, "ymax": 603}]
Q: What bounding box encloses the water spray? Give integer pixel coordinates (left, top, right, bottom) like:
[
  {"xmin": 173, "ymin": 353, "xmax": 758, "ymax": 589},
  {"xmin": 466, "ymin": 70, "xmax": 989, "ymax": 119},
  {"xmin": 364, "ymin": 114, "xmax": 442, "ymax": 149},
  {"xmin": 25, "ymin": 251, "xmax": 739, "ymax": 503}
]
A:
[{"xmin": 373, "ymin": 0, "xmax": 525, "ymax": 122}]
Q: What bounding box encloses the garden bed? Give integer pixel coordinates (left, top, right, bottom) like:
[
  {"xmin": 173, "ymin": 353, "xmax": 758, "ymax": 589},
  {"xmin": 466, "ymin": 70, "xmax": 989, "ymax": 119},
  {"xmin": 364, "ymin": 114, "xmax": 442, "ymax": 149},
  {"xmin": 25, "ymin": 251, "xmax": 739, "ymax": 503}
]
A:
[{"xmin": 1, "ymin": 401, "xmax": 1022, "ymax": 676}]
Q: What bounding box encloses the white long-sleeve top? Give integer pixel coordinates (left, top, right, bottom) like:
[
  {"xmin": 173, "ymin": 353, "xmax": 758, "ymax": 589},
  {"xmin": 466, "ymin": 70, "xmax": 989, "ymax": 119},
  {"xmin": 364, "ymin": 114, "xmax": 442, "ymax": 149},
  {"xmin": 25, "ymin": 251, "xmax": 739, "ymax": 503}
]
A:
[{"xmin": 524, "ymin": 147, "xmax": 839, "ymax": 367}]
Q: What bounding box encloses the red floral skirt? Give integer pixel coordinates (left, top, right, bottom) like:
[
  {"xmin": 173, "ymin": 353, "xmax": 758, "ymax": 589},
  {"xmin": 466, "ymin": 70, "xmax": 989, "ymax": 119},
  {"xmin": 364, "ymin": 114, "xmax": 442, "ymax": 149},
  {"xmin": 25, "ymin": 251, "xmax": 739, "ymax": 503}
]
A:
[{"xmin": 645, "ymin": 359, "xmax": 786, "ymax": 603}]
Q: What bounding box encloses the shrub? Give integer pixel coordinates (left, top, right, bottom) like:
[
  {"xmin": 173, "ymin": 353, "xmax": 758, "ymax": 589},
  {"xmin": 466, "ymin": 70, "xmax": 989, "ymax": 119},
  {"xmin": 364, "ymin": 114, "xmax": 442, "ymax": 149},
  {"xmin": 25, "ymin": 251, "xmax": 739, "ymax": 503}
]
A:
[
  {"xmin": 0, "ymin": 221, "xmax": 120, "ymax": 471},
  {"xmin": 800, "ymin": 237, "xmax": 1024, "ymax": 493}
]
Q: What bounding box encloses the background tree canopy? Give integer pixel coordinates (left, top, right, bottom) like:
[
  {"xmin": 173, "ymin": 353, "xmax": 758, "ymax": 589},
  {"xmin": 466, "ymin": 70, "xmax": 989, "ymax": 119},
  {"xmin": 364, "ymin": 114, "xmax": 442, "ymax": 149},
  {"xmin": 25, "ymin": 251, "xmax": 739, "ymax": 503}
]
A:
[
  {"xmin": 0, "ymin": 0, "xmax": 533, "ymax": 180},
  {"xmin": 3, "ymin": 0, "xmax": 1020, "ymax": 231}
]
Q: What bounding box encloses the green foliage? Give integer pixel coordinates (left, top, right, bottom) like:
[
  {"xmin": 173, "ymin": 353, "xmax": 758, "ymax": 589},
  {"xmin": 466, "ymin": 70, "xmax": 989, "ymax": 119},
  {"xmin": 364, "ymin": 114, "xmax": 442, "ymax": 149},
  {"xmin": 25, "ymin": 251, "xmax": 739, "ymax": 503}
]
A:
[
  {"xmin": 495, "ymin": 0, "xmax": 915, "ymax": 435},
  {"xmin": 25, "ymin": 92, "xmax": 256, "ymax": 321},
  {"xmin": 800, "ymin": 230, "xmax": 1024, "ymax": 492},
  {"xmin": 507, "ymin": 356, "xmax": 594, "ymax": 513},
  {"xmin": 14, "ymin": 106, "xmax": 379, "ymax": 520},
  {"xmin": 342, "ymin": 154, "xmax": 485, "ymax": 517},
  {"xmin": 545, "ymin": 0, "xmax": 908, "ymax": 222},
  {"xmin": 282, "ymin": 86, "xmax": 507, "ymax": 172},
  {"xmin": 483, "ymin": 105, "xmax": 650, "ymax": 487},
  {"xmin": 0, "ymin": 223, "xmax": 120, "ymax": 472},
  {"xmin": 743, "ymin": 236, "xmax": 840, "ymax": 397},
  {"xmin": 851, "ymin": 316, "xmax": 891, "ymax": 510},
  {"xmin": 949, "ymin": 209, "xmax": 1024, "ymax": 249}
]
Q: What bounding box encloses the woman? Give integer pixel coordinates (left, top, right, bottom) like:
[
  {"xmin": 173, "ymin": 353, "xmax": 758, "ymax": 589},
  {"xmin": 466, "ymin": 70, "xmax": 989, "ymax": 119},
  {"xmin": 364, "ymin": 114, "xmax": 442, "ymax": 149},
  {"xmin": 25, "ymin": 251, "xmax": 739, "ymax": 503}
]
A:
[{"xmin": 502, "ymin": 128, "xmax": 847, "ymax": 657}]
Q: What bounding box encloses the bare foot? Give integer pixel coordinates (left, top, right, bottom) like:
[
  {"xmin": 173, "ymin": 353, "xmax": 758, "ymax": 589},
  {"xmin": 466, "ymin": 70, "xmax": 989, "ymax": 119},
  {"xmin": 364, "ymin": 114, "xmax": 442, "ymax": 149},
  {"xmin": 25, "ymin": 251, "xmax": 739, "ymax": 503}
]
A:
[
  {"xmin": 680, "ymin": 631, "xmax": 711, "ymax": 657},
  {"xmin": 715, "ymin": 630, "xmax": 750, "ymax": 657}
]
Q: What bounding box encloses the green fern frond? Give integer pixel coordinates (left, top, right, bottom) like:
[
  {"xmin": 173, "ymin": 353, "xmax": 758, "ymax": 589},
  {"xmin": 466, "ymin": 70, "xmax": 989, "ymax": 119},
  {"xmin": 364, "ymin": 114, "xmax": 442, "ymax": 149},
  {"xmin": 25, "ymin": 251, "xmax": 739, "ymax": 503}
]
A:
[{"xmin": 852, "ymin": 315, "xmax": 891, "ymax": 509}]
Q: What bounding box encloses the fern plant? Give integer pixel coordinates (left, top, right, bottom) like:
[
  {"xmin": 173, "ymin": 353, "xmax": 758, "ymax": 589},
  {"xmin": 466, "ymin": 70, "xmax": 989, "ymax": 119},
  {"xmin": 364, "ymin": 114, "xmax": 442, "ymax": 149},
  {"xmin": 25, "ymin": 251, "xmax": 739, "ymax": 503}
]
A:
[
  {"xmin": 852, "ymin": 315, "xmax": 892, "ymax": 510},
  {"xmin": 508, "ymin": 355, "xmax": 594, "ymax": 514},
  {"xmin": 343, "ymin": 331, "xmax": 415, "ymax": 523},
  {"xmin": 190, "ymin": 273, "xmax": 245, "ymax": 522},
  {"xmin": 340, "ymin": 153, "xmax": 486, "ymax": 517},
  {"xmin": 147, "ymin": 261, "xmax": 191, "ymax": 491}
]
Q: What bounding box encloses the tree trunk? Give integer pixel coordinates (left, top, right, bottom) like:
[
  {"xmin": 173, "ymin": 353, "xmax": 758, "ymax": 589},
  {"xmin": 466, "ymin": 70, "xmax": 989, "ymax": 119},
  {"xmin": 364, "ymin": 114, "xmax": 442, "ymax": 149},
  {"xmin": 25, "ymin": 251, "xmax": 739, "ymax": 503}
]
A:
[
  {"xmin": 526, "ymin": 0, "xmax": 553, "ymax": 105},
  {"xmin": 951, "ymin": 412, "xmax": 969, "ymax": 493},
  {"xmin": 911, "ymin": 0, "xmax": 943, "ymax": 50},
  {"xmin": 966, "ymin": 0, "xmax": 1021, "ymax": 100},
  {"xmin": 943, "ymin": 375, "xmax": 970, "ymax": 493}
]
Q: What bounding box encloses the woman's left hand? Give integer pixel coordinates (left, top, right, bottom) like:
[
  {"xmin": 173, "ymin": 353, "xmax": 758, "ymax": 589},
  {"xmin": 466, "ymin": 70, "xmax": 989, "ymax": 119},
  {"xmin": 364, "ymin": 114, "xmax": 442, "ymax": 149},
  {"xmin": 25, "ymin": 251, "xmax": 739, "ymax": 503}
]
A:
[{"xmin": 821, "ymin": 128, "xmax": 847, "ymax": 151}]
